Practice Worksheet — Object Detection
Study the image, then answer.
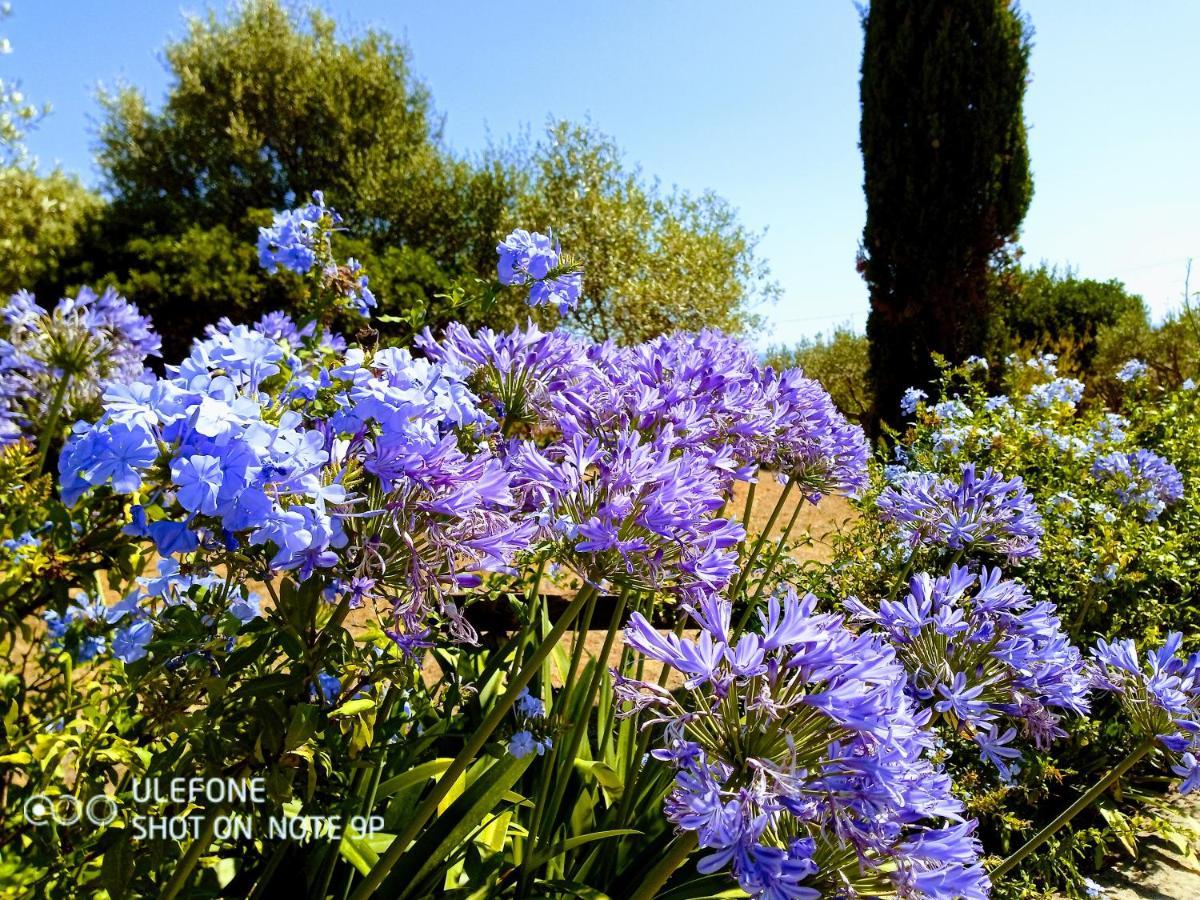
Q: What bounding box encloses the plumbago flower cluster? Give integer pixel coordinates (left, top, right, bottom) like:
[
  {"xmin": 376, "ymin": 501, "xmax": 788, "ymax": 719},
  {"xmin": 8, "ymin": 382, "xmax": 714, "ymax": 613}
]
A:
[
  {"xmin": 847, "ymin": 567, "xmax": 1090, "ymax": 782},
  {"xmin": 620, "ymin": 589, "xmax": 988, "ymax": 899},
  {"xmin": 258, "ymin": 190, "xmax": 377, "ymax": 318},
  {"xmin": 885, "ymin": 353, "xmax": 1190, "ymax": 636},
  {"xmin": 58, "ymin": 309, "xmax": 531, "ymax": 651}
]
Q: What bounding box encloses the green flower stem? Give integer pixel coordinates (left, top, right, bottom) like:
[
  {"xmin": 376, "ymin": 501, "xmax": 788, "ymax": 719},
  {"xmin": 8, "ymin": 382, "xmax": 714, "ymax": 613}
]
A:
[
  {"xmin": 735, "ymin": 494, "xmax": 807, "ymax": 635},
  {"xmin": 35, "ymin": 371, "xmax": 72, "ymax": 473},
  {"xmin": 628, "ymin": 830, "xmax": 698, "ymax": 900},
  {"xmin": 160, "ymin": 803, "xmax": 224, "ymax": 900},
  {"xmin": 991, "ymin": 737, "xmax": 1157, "ymax": 882},
  {"xmin": 526, "ymin": 585, "xmax": 599, "ymax": 854},
  {"xmin": 350, "ymin": 582, "xmax": 598, "ymax": 900},
  {"xmin": 730, "ymin": 477, "xmax": 795, "ymax": 600}
]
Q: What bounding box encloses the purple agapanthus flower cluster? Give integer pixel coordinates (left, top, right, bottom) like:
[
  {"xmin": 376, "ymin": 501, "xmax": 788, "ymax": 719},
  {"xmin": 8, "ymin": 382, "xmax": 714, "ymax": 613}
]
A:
[
  {"xmin": 0, "ymin": 287, "xmax": 159, "ymax": 443},
  {"xmin": 422, "ymin": 321, "xmax": 867, "ymax": 598},
  {"xmin": 848, "ymin": 567, "xmax": 1090, "ymax": 781},
  {"xmin": 616, "ymin": 588, "xmax": 988, "ymax": 899},
  {"xmin": 257, "ymin": 191, "xmax": 376, "ymax": 317},
  {"xmin": 495, "ymin": 229, "xmax": 583, "ymax": 314},
  {"xmin": 879, "ymin": 464, "xmax": 1044, "ymax": 560},
  {"xmin": 58, "ymin": 314, "xmax": 530, "ymax": 649},
  {"xmin": 1091, "ymin": 449, "xmax": 1184, "ymax": 522},
  {"xmin": 1091, "ymin": 633, "xmax": 1200, "ymax": 793}
]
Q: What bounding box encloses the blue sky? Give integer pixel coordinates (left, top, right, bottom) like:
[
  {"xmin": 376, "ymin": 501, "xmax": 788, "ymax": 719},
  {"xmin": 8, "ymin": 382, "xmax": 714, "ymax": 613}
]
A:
[{"xmin": 5, "ymin": 1, "xmax": 1198, "ymax": 347}]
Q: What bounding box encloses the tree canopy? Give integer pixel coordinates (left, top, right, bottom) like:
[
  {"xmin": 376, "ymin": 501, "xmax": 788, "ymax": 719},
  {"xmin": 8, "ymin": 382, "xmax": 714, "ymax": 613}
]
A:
[
  {"xmin": 15, "ymin": 0, "xmax": 770, "ymax": 357},
  {"xmin": 860, "ymin": 0, "xmax": 1033, "ymax": 427}
]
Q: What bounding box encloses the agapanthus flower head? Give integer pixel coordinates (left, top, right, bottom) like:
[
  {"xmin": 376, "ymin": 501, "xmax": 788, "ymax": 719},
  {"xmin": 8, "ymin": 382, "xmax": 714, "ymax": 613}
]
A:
[
  {"xmin": 617, "ymin": 588, "xmax": 988, "ymax": 899},
  {"xmin": 0, "ymin": 287, "xmax": 159, "ymax": 443},
  {"xmin": 417, "ymin": 320, "xmax": 594, "ymax": 429},
  {"xmin": 878, "ymin": 463, "xmax": 1044, "ymax": 560},
  {"xmin": 508, "ymin": 430, "xmax": 743, "ymax": 596},
  {"xmin": 848, "ymin": 566, "xmax": 1090, "ymax": 780},
  {"xmin": 1091, "ymin": 632, "xmax": 1200, "ymax": 793},
  {"xmin": 495, "ymin": 228, "xmax": 583, "ymax": 314},
  {"xmin": 1092, "ymin": 449, "xmax": 1183, "ymax": 522}
]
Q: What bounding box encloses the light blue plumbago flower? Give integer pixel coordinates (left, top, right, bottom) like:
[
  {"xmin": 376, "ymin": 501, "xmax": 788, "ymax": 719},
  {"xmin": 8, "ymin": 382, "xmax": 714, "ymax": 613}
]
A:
[
  {"xmin": 112, "ymin": 619, "xmax": 155, "ymax": 664},
  {"xmin": 495, "ymin": 228, "xmax": 583, "ymax": 314},
  {"xmin": 1091, "ymin": 632, "xmax": 1200, "ymax": 793},
  {"xmin": 1026, "ymin": 377, "xmax": 1084, "ymax": 410},
  {"xmin": 983, "ymin": 395, "xmax": 1010, "ymax": 413},
  {"xmin": 1115, "ymin": 358, "xmax": 1148, "ymax": 383},
  {"xmin": 847, "ymin": 566, "xmax": 1091, "ymax": 781},
  {"xmin": 507, "ymin": 730, "xmax": 551, "ymax": 759},
  {"xmin": 1092, "ymin": 449, "xmax": 1184, "ymax": 522},
  {"xmin": 877, "ymin": 463, "xmax": 1044, "ymax": 560},
  {"xmin": 931, "ymin": 398, "xmax": 972, "ymax": 422},
  {"xmin": 900, "ymin": 387, "xmax": 928, "ymax": 416},
  {"xmin": 506, "ymin": 689, "xmax": 552, "ymax": 759},
  {"xmin": 616, "ymin": 588, "xmax": 988, "ymax": 899}
]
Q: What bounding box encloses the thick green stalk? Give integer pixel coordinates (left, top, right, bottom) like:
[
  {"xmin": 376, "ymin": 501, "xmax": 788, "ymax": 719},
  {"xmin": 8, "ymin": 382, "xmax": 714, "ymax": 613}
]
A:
[
  {"xmin": 735, "ymin": 494, "xmax": 806, "ymax": 635},
  {"xmin": 160, "ymin": 804, "xmax": 223, "ymax": 900},
  {"xmin": 35, "ymin": 372, "xmax": 72, "ymax": 474},
  {"xmin": 524, "ymin": 586, "xmax": 599, "ymax": 883},
  {"xmin": 991, "ymin": 738, "xmax": 1157, "ymax": 881},
  {"xmin": 730, "ymin": 477, "xmax": 795, "ymax": 599},
  {"xmin": 628, "ymin": 831, "xmax": 698, "ymax": 900},
  {"xmin": 349, "ymin": 582, "xmax": 598, "ymax": 900}
]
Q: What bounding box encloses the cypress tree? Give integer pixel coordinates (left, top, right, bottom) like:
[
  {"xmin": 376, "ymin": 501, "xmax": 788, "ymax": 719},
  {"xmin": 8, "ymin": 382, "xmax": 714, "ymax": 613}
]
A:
[{"xmin": 860, "ymin": 0, "xmax": 1033, "ymax": 428}]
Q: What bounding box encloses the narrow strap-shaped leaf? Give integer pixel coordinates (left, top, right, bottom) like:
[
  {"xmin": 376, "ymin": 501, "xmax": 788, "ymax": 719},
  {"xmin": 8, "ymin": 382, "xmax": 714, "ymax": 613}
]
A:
[
  {"xmin": 526, "ymin": 828, "xmax": 642, "ymax": 870},
  {"xmin": 374, "ymin": 757, "xmax": 455, "ymax": 801},
  {"xmin": 379, "ymin": 752, "xmax": 534, "ymax": 899}
]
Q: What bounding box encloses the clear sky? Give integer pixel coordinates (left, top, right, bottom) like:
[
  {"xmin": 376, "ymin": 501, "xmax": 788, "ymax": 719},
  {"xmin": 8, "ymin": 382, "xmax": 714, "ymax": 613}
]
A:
[{"xmin": 5, "ymin": 1, "xmax": 1198, "ymax": 347}]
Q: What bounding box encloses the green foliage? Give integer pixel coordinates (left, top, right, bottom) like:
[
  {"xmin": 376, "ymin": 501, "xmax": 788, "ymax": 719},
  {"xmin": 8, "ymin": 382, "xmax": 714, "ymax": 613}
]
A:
[
  {"xmin": 860, "ymin": 0, "xmax": 1033, "ymax": 427},
  {"xmin": 764, "ymin": 325, "xmax": 870, "ymax": 424},
  {"xmin": 511, "ymin": 121, "xmax": 774, "ymax": 344},
  {"xmin": 0, "ymin": 166, "xmax": 100, "ymax": 296},
  {"xmin": 992, "ymin": 264, "xmax": 1146, "ymax": 375},
  {"xmin": 813, "ymin": 356, "xmax": 1200, "ymax": 896},
  {"xmin": 42, "ymin": 1, "xmax": 767, "ymax": 356}
]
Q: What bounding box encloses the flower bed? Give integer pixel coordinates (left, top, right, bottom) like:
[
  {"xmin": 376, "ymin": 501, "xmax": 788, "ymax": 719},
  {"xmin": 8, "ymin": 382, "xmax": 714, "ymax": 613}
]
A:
[{"xmin": 0, "ymin": 197, "xmax": 1196, "ymax": 899}]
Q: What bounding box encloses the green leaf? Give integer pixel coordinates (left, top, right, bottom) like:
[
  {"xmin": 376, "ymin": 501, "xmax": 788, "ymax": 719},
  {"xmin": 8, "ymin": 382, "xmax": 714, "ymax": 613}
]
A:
[
  {"xmin": 377, "ymin": 752, "xmax": 534, "ymax": 899},
  {"xmin": 375, "ymin": 758, "xmax": 455, "ymax": 801},
  {"xmin": 574, "ymin": 759, "xmax": 624, "ymax": 797},
  {"xmin": 526, "ymin": 828, "xmax": 641, "ymax": 870},
  {"xmin": 329, "ymin": 698, "xmax": 376, "ymax": 718}
]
